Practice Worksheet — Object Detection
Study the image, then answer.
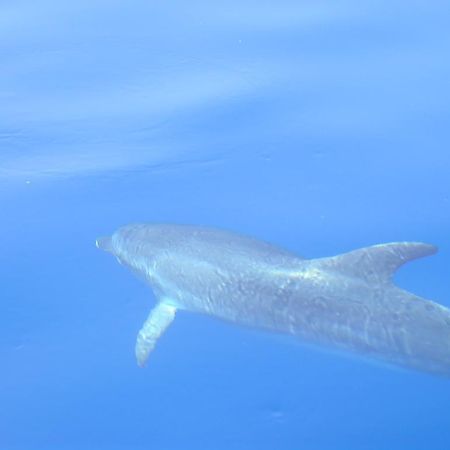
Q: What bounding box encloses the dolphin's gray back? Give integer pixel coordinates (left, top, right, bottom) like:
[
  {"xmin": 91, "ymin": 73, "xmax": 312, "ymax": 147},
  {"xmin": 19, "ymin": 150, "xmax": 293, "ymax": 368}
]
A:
[{"xmin": 113, "ymin": 223, "xmax": 302, "ymax": 267}]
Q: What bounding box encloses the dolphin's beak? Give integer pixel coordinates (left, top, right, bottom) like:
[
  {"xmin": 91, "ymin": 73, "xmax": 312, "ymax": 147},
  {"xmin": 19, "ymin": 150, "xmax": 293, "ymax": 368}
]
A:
[{"xmin": 96, "ymin": 236, "xmax": 113, "ymax": 252}]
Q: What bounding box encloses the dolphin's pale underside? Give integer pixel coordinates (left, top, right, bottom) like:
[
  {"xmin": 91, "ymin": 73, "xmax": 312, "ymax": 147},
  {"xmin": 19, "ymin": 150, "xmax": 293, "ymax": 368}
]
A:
[{"xmin": 96, "ymin": 224, "xmax": 450, "ymax": 376}]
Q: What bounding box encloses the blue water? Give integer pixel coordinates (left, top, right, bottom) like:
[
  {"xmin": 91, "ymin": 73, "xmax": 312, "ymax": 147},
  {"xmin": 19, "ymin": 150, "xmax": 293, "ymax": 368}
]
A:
[{"xmin": 1, "ymin": 1, "xmax": 450, "ymax": 449}]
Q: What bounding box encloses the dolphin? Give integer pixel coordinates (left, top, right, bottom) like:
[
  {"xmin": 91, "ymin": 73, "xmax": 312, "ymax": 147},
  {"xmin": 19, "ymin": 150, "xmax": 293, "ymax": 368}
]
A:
[{"xmin": 96, "ymin": 223, "xmax": 450, "ymax": 376}]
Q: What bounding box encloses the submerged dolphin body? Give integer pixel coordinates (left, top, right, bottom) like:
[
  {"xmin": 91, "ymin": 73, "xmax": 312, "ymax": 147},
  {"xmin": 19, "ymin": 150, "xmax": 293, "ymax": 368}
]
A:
[{"xmin": 97, "ymin": 224, "xmax": 450, "ymax": 376}]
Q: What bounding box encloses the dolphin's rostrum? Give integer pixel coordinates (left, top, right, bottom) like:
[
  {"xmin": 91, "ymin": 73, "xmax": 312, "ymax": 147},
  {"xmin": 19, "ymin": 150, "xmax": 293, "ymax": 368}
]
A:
[{"xmin": 97, "ymin": 224, "xmax": 450, "ymax": 376}]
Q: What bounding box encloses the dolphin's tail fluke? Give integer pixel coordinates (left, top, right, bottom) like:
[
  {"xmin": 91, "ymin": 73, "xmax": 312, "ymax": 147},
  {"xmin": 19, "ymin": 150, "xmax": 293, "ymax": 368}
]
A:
[{"xmin": 315, "ymin": 242, "xmax": 438, "ymax": 284}]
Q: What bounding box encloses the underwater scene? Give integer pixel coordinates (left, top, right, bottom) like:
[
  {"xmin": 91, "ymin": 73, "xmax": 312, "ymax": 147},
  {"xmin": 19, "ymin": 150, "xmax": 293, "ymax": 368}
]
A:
[{"xmin": 1, "ymin": 1, "xmax": 450, "ymax": 449}]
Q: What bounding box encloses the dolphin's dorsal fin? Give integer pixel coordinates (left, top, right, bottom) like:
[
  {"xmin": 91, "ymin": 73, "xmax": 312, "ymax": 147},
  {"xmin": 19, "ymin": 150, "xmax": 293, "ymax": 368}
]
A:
[
  {"xmin": 316, "ymin": 242, "xmax": 438, "ymax": 284},
  {"xmin": 135, "ymin": 302, "xmax": 176, "ymax": 367}
]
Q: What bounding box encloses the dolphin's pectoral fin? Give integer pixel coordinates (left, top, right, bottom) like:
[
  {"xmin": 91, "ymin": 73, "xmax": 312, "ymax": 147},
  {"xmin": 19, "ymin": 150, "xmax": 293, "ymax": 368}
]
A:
[
  {"xmin": 135, "ymin": 302, "xmax": 176, "ymax": 367},
  {"xmin": 317, "ymin": 242, "xmax": 438, "ymax": 284}
]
